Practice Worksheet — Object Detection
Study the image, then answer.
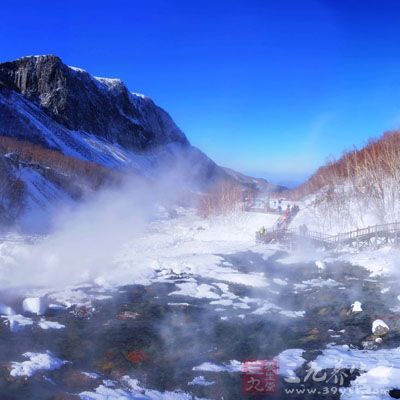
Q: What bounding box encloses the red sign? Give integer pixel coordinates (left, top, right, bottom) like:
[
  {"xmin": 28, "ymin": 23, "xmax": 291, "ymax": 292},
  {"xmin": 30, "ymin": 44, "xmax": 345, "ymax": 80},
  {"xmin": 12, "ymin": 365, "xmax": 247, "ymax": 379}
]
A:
[{"xmin": 242, "ymin": 359, "xmax": 279, "ymax": 395}]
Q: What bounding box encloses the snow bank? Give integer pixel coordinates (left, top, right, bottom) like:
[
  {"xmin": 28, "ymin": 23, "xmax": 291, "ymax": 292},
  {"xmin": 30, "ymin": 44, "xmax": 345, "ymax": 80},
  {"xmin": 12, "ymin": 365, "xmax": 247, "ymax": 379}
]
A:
[
  {"xmin": 350, "ymin": 301, "xmax": 362, "ymax": 313},
  {"xmin": 2, "ymin": 314, "xmax": 33, "ymax": 332},
  {"xmin": 22, "ymin": 297, "xmax": 47, "ymax": 315},
  {"xmin": 38, "ymin": 318, "xmax": 65, "ymax": 330},
  {"xmin": 10, "ymin": 351, "xmax": 66, "ymax": 377},
  {"xmin": 192, "ymin": 360, "xmax": 242, "ymax": 373},
  {"xmin": 291, "ymin": 191, "xmax": 381, "ymax": 235},
  {"xmin": 192, "ymin": 348, "xmax": 306, "ymax": 380},
  {"xmin": 80, "ymin": 375, "xmax": 195, "ymax": 399},
  {"xmin": 188, "ymin": 375, "xmax": 215, "ymax": 386},
  {"xmin": 310, "ymin": 344, "xmax": 400, "ymax": 372},
  {"xmin": 170, "ymin": 282, "xmax": 221, "ymax": 299},
  {"xmin": 273, "ymin": 278, "xmax": 288, "ymax": 286},
  {"xmin": 293, "ymin": 278, "xmax": 340, "ymax": 291},
  {"xmin": 339, "ymin": 245, "xmax": 399, "ymax": 277},
  {"xmin": 309, "ymin": 345, "xmax": 400, "ymax": 399},
  {"xmin": 341, "ymin": 365, "xmax": 400, "ymax": 399},
  {"xmin": 278, "ymin": 349, "xmax": 307, "ymax": 380}
]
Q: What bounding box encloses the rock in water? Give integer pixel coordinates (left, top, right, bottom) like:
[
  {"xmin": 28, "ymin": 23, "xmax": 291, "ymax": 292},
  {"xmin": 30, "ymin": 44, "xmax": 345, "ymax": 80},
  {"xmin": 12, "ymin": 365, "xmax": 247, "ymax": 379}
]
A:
[
  {"xmin": 315, "ymin": 260, "xmax": 326, "ymax": 271},
  {"xmin": 22, "ymin": 297, "xmax": 47, "ymax": 315},
  {"xmin": 350, "ymin": 301, "xmax": 363, "ymax": 313},
  {"xmin": 389, "ymin": 389, "xmax": 400, "ymax": 399},
  {"xmin": 372, "ymin": 319, "xmax": 389, "ymax": 336}
]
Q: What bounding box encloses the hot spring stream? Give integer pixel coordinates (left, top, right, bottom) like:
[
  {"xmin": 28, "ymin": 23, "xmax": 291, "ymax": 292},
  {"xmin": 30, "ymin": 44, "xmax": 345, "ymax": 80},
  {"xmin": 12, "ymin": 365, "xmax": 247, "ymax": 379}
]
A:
[{"xmin": 1, "ymin": 251, "xmax": 400, "ymax": 399}]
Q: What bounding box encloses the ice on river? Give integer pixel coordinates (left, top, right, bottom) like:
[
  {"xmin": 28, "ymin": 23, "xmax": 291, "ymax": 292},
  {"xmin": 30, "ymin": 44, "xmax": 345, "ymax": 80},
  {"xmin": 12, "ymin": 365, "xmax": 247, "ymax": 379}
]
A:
[
  {"xmin": 80, "ymin": 375, "xmax": 196, "ymax": 400},
  {"xmin": 192, "ymin": 348, "xmax": 306, "ymax": 380},
  {"xmin": 10, "ymin": 351, "xmax": 66, "ymax": 377},
  {"xmin": 38, "ymin": 317, "xmax": 65, "ymax": 330},
  {"xmin": 309, "ymin": 344, "xmax": 400, "ymax": 399}
]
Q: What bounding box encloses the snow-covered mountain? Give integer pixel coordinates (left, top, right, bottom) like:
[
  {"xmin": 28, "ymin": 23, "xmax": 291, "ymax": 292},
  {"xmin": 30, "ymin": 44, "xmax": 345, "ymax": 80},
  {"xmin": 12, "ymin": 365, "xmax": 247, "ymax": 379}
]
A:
[{"xmin": 0, "ymin": 55, "xmax": 231, "ymax": 228}]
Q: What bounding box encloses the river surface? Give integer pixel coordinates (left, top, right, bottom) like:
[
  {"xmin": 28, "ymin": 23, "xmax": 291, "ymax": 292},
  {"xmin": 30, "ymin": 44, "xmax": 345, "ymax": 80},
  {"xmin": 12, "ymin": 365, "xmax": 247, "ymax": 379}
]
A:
[{"xmin": 1, "ymin": 250, "xmax": 400, "ymax": 399}]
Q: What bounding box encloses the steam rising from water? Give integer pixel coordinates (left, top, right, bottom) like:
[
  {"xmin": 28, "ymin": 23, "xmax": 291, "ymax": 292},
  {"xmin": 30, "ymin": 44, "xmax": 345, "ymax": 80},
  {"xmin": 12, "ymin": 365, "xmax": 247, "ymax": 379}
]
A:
[{"xmin": 0, "ymin": 176, "xmax": 178, "ymax": 291}]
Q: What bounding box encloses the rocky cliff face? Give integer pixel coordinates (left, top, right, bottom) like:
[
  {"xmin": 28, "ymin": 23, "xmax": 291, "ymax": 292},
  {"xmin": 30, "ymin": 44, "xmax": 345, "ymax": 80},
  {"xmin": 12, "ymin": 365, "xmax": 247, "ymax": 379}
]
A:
[{"xmin": 0, "ymin": 55, "xmax": 188, "ymax": 150}]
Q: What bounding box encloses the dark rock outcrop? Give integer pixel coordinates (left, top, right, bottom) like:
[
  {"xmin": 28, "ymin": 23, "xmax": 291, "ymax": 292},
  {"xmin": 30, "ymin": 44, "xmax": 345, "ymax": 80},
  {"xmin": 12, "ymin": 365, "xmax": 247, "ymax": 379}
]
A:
[{"xmin": 0, "ymin": 55, "xmax": 188, "ymax": 150}]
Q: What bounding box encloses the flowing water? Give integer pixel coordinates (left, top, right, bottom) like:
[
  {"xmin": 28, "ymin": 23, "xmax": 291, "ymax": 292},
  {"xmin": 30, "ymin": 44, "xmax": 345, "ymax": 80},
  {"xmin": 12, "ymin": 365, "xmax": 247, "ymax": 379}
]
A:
[{"xmin": 1, "ymin": 251, "xmax": 400, "ymax": 399}]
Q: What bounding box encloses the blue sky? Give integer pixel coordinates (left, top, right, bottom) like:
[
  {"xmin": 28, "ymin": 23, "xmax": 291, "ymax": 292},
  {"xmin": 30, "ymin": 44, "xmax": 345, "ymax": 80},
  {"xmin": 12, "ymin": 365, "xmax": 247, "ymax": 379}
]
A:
[{"xmin": 2, "ymin": 0, "xmax": 400, "ymax": 185}]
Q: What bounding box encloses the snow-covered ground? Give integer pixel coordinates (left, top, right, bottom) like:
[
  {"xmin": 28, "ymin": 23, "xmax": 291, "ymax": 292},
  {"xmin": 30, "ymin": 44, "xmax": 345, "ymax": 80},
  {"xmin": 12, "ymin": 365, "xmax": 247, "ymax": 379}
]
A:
[
  {"xmin": 2, "ymin": 207, "xmax": 400, "ymax": 398},
  {"xmin": 0, "ymin": 210, "xmax": 279, "ymax": 305},
  {"xmin": 0, "ymin": 205, "xmax": 398, "ymax": 305}
]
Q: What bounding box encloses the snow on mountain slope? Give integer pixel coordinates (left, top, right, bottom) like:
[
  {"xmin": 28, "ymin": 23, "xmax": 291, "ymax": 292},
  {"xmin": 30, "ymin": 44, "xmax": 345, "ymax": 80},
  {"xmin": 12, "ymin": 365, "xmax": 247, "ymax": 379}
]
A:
[
  {"xmin": 0, "ymin": 55, "xmax": 188, "ymax": 149},
  {"xmin": 0, "ymin": 55, "xmax": 230, "ymax": 228}
]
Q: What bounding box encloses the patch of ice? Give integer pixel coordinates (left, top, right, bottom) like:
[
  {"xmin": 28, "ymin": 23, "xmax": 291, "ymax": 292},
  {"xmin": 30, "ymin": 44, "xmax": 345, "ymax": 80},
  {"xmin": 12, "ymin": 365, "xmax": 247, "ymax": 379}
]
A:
[
  {"xmin": 38, "ymin": 318, "xmax": 65, "ymax": 330},
  {"xmin": 309, "ymin": 344, "xmax": 400, "ymax": 372},
  {"xmin": 210, "ymin": 299, "xmax": 234, "ymax": 306},
  {"xmin": 188, "ymin": 375, "xmax": 215, "ymax": 386},
  {"xmin": 2, "ymin": 314, "xmax": 34, "ymax": 332},
  {"xmin": 278, "ymin": 349, "xmax": 306, "ymax": 379},
  {"xmin": 82, "ymin": 372, "xmax": 100, "ymax": 379},
  {"xmin": 251, "ymin": 300, "xmax": 281, "ymax": 315},
  {"xmin": 350, "ymin": 301, "xmax": 363, "ymax": 313},
  {"xmin": 340, "ymin": 365, "xmax": 400, "ymax": 399},
  {"xmin": 169, "ymin": 282, "xmax": 220, "ymax": 300},
  {"xmin": 293, "ymin": 278, "xmax": 340, "ymax": 291},
  {"xmin": 193, "ymin": 360, "xmax": 241, "ymax": 373},
  {"xmin": 22, "ymin": 297, "xmax": 46, "ymax": 315},
  {"xmin": 273, "ymin": 278, "xmax": 288, "ymax": 286},
  {"xmin": 192, "ymin": 348, "xmax": 306, "ymax": 380},
  {"xmin": 309, "ymin": 345, "xmax": 400, "ymax": 399},
  {"xmin": 339, "ymin": 246, "xmax": 397, "ymax": 277},
  {"xmin": 10, "ymin": 351, "xmax": 66, "ymax": 377},
  {"xmin": 232, "ymin": 302, "xmax": 250, "ymax": 310},
  {"xmin": 80, "ymin": 375, "xmax": 195, "ymax": 399},
  {"xmin": 279, "ymin": 310, "xmax": 305, "ymax": 318}
]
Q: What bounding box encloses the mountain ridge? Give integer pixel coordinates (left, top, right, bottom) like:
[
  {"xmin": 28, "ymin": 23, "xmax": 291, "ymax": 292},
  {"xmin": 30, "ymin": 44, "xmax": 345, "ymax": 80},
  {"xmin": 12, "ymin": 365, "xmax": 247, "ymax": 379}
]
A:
[{"xmin": 0, "ymin": 55, "xmax": 274, "ymax": 230}]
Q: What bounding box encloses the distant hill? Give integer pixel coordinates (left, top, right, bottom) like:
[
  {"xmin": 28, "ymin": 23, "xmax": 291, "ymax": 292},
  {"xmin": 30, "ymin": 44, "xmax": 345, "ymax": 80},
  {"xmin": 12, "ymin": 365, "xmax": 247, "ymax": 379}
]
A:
[{"xmin": 222, "ymin": 167, "xmax": 287, "ymax": 193}]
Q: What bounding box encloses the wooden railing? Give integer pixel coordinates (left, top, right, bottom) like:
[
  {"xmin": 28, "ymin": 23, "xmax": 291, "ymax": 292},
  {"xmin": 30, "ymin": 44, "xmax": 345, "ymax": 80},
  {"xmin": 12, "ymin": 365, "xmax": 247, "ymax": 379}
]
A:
[{"xmin": 283, "ymin": 222, "xmax": 400, "ymax": 245}]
